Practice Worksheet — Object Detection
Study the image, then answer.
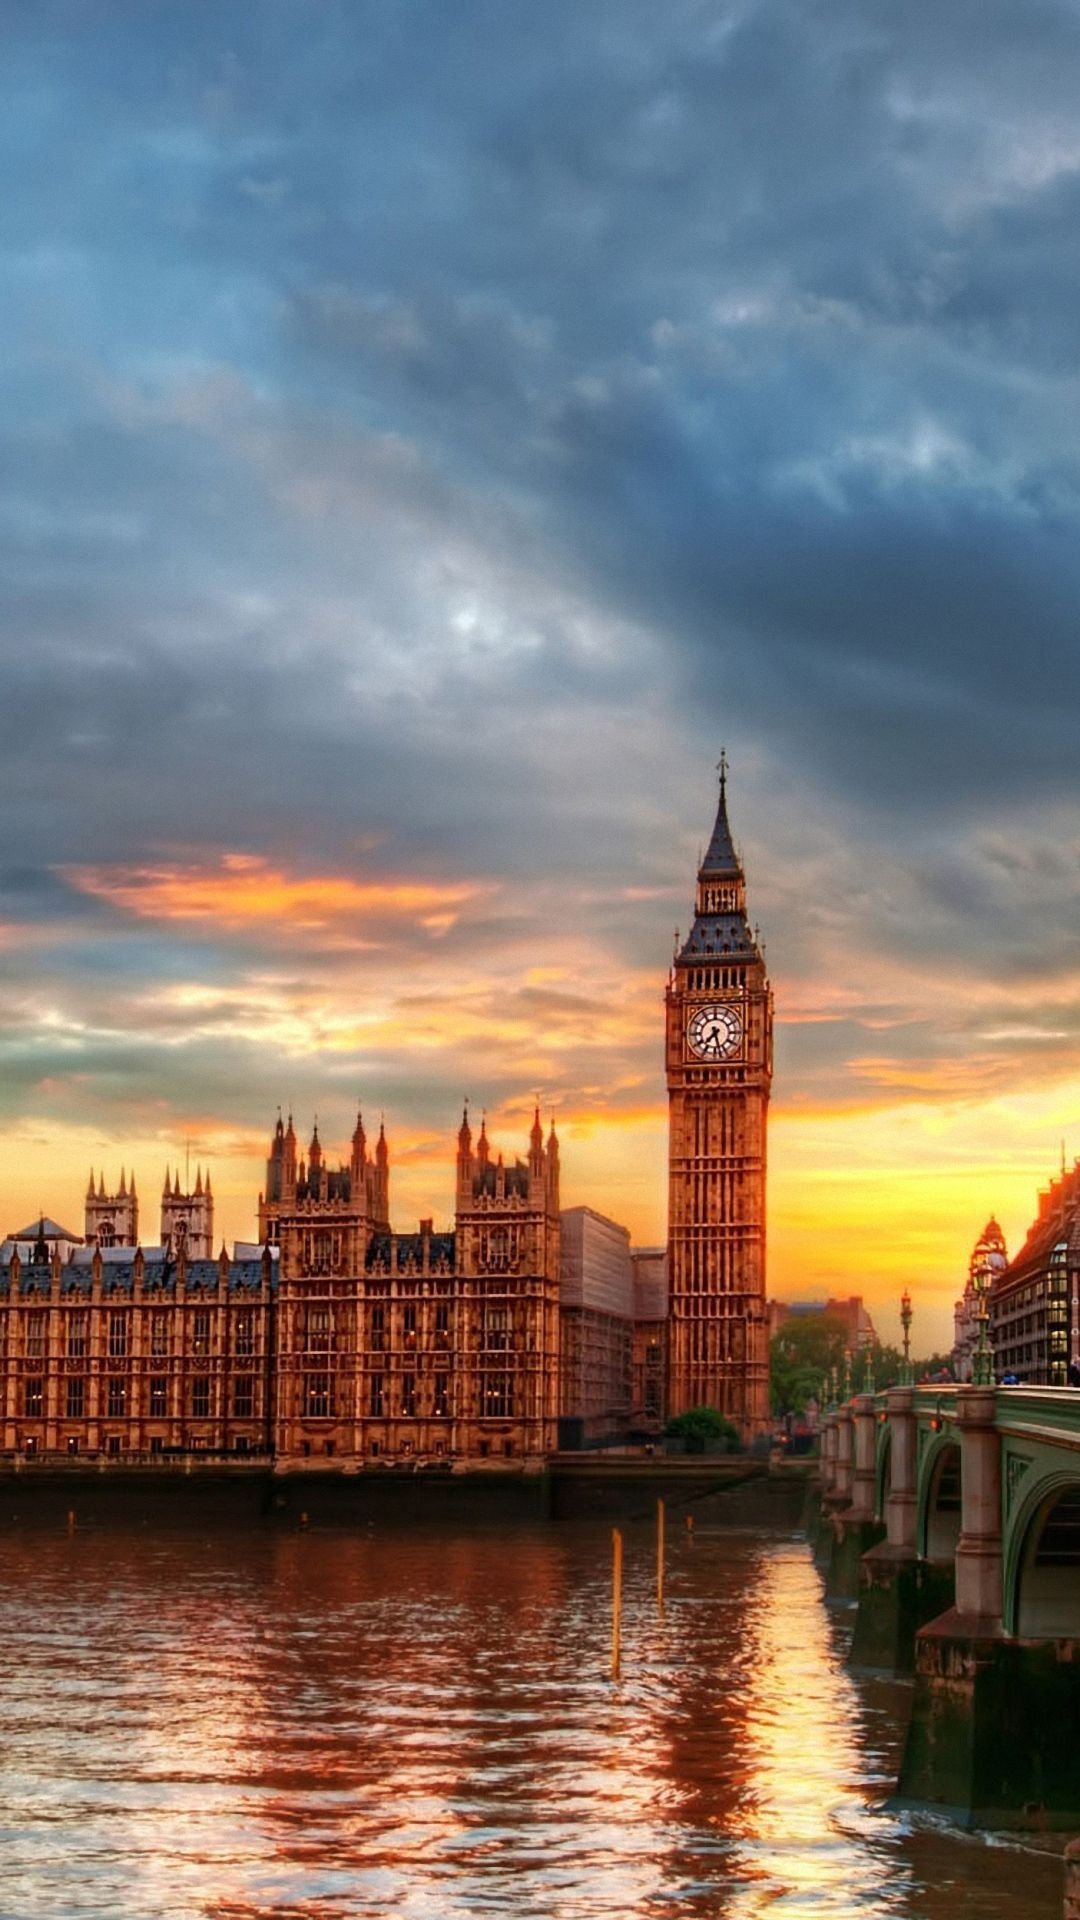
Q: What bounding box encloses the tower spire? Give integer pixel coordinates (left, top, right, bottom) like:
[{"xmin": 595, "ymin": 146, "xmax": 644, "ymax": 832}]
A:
[{"xmin": 700, "ymin": 751, "xmax": 741, "ymax": 878}]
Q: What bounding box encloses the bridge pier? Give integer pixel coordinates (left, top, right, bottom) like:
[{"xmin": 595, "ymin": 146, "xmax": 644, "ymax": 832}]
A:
[
  {"xmin": 809, "ymin": 1415, "xmax": 838, "ymax": 1566},
  {"xmin": 850, "ymin": 1386, "xmax": 953, "ymax": 1672},
  {"xmin": 825, "ymin": 1396, "xmax": 884, "ymax": 1599},
  {"xmin": 898, "ymin": 1386, "xmax": 1080, "ymax": 1827}
]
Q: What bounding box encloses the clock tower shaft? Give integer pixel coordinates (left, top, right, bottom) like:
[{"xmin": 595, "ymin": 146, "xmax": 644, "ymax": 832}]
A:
[{"xmin": 666, "ymin": 766, "xmax": 773, "ymax": 1435}]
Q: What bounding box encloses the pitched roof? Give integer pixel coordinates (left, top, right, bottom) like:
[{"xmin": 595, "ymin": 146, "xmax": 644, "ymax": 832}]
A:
[{"xmin": 10, "ymin": 1217, "xmax": 83, "ymax": 1244}]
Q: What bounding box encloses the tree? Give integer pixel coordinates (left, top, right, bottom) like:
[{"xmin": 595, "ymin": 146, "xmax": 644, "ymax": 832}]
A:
[
  {"xmin": 665, "ymin": 1405, "xmax": 740, "ymax": 1453},
  {"xmin": 770, "ymin": 1312, "xmax": 849, "ymax": 1416}
]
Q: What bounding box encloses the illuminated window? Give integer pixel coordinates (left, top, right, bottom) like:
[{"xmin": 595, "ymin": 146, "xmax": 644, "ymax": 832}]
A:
[
  {"xmin": 23, "ymin": 1378, "xmax": 43, "ymax": 1417},
  {"xmin": 190, "ymin": 1310, "xmax": 211, "ymax": 1357},
  {"xmin": 368, "ymin": 1373, "xmax": 384, "ymax": 1417},
  {"xmin": 481, "ymin": 1373, "xmax": 513, "ymax": 1418},
  {"xmin": 235, "ymin": 1311, "xmax": 255, "ymax": 1357},
  {"xmin": 305, "ymin": 1373, "xmax": 333, "ymax": 1418},
  {"xmin": 149, "ymin": 1378, "xmax": 168, "ymax": 1417},
  {"xmin": 107, "ymin": 1377, "xmax": 126, "ymax": 1417}
]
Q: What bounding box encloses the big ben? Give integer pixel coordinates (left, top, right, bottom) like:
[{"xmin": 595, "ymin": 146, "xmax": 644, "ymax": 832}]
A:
[{"xmin": 666, "ymin": 757, "xmax": 773, "ymax": 1434}]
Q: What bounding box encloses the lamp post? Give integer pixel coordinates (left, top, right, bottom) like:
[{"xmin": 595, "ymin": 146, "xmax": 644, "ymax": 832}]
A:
[
  {"xmin": 841, "ymin": 1347, "xmax": 852, "ymax": 1400},
  {"xmin": 972, "ymin": 1258, "xmax": 994, "ymax": 1387},
  {"xmin": 900, "ymin": 1289, "xmax": 913, "ymax": 1386},
  {"xmin": 861, "ymin": 1343, "xmax": 876, "ymax": 1395}
]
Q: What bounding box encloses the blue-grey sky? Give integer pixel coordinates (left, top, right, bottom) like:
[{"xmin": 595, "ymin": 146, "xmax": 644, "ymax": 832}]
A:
[{"xmin": 2, "ymin": 1, "xmax": 1077, "ymax": 1335}]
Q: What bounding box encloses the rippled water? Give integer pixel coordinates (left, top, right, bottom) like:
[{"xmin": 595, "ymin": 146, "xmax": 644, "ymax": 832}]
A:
[{"xmin": 0, "ymin": 1517, "xmax": 1063, "ymax": 1919}]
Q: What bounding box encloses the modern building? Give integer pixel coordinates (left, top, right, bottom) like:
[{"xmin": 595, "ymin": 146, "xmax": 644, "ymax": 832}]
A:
[
  {"xmin": 665, "ymin": 761, "xmax": 773, "ymax": 1433},
  {"xmin": 630, "ymin": 1248, "xmax": 667, "ymax": 1433},
  {"xmin": 991, "ymin": 1162, "xmax": 1080, "ymax": 1386},
  {"xmin": 558, "ymin": 1206, "xmax": 634, "ymax": 1448}
]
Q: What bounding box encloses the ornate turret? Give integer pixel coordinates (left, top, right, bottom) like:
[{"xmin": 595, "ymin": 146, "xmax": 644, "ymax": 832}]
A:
[
  {"xmin": 351, "ymin": 1107, "xmax": 368, "ymax": 1175},
  {"xmin": 160, "ymin": 1165, "xmax": 214, "ymax": 1259},
  {"xmin": 85, "ymin": 1170, "xmax": 139, "ymax": 1249},
  {"xmin": 456, "ymin": 1103, "xmax": 474, "ymax": 1202},
  {"xmin": 546, "ymin": 1118, "xmax": 560, "ymax": 1208}
]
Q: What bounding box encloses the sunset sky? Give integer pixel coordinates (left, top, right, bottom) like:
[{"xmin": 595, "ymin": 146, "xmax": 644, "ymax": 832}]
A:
[{"xmin": 2, "ymin": 3, "xmax": 1078, "ymax": 1350}]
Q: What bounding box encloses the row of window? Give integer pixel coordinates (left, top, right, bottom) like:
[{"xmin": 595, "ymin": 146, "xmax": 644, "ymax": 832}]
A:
[
  {"xmin": 2, "ymin": 1309, "xmax": 260, "ymax": 1358},
  {"xmin": 359, "ymin": 1372, "xmax": 516, "ymax": 1419},
  {"xmin": 19, "ymin": 1376, "xmax": 259, "ymax": 1419},
  {"xmin": 16, "ymin": 1372, "xmax": 522, "ymax": 1423}
]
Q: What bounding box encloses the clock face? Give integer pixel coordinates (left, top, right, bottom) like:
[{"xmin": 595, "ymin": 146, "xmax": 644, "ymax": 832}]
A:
[{"xmin": 687, "ymin": 1003, "xmax": 743, "ymax": 1060}]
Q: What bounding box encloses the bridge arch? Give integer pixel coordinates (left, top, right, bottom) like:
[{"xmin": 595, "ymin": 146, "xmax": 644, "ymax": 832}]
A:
[
  {"xmin": 917, "ymin": 1432, "xmax": 962, "ymax": 1563},
  {"xmin": 1005, "ymin": 1469, "xmax": 1080, "ymax": 1638}
]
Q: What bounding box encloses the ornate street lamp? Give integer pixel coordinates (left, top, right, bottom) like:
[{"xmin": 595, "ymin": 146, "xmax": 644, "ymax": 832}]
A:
[
  {"xmin": 972, "ymin": 1256, "xmax": 995, "ymax": 1387},
  {"xmin": 861, "ymin": 1344, "xmax": 876, "ymax": 1395},
  {"xmin": 900, "ymin": 1289, "xmax": 913, "ymax": 1385},
  {"xmin": 841, "ymin": 1347, "xmax": 852, "ymax": 1400}
]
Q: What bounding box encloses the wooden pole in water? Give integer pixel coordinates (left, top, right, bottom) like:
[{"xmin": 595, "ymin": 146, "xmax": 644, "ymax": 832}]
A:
[
  {"xmin": 656, "ymin": 1498, "xmax": 665, "ymax": 1611},
  {"xmin": 611, "ymin": 1527, "xmax": 623, "ymax": 1679}
]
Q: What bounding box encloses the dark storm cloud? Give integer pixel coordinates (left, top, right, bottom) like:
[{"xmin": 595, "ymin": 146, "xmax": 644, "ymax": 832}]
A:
[{"xmin": 1, "ymin": 0, "xmax": 1078, "ymax": 1168}]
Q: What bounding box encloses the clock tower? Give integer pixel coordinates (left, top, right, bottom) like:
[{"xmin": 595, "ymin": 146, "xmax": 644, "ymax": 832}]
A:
[{"xmin": 666, "ymin": 760, "xmax": 773, "ymax": 1435}]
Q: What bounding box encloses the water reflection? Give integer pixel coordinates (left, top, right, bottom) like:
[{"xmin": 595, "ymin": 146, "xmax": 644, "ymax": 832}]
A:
[
  {"xmin": 0, "ymin": 1523, "xmax": 1063, "ymax": 1918},
  {"xmin": 732, "ymin": 1543, "xmax": 911, "ymax": 1916}
]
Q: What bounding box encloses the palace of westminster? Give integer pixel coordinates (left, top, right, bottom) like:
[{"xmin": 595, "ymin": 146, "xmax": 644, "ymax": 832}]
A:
[{"xmin": 0, "ymin": 774, "xmax": 776, "ymax": 1465}]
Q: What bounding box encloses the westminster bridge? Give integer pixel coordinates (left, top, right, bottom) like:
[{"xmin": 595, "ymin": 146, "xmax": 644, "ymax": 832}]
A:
[{"xmin": 816, "ymin": 1383, "xmax": 1080, "ymax": 1828}]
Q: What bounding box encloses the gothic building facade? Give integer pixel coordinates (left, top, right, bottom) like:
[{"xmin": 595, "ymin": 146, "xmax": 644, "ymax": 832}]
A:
[
  {"xmin": 260, "ymin": 1108, "xmax": 562, "ymax": 1462},
  {"xmin": 0, "ymin": 762, "xmax": 777, "ymax": 1461},
  {"xmin": 665, "ymin": 763, "xmax": 773, "ymax": 1433}
]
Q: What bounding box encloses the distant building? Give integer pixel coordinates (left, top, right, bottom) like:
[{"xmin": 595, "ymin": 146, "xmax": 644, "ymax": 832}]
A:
[
  {"xmin": 84, "ymin": 1171, "xmax": 138, "ymax": 1250},
  {"xmin": 0, "ymin": 1216, "xmax": 84, "ymax": 1266},
  {"xmin": 768, "ymin": 1295, "xmax": 878, "ymax": 1351},
  {"xmin": 161, "ymin": 1167, "xmax": 214, "ymax": 1260},
  {"xmin": 953, "ymin": 1218, "xmax": 1007, "ymax": 1381},
  {"xmin": 991, "ymin": 1161, "xmax": 1080, "ymax": 1386},
  {"xmin": 82, "ymin": 1166, "xmax": 213, "ymax": 1258}
]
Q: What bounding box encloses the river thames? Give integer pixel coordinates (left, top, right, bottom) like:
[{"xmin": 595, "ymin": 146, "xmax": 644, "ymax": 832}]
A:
[{"xmin": 0, "ymin": 1517, "xmax": 1063, "ymax": 1920}]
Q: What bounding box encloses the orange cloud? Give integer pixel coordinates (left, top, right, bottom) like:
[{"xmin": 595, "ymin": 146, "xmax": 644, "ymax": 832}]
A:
[{"xmin": 61, "ymin": 855, "xmax": 489, "ymax": 938}]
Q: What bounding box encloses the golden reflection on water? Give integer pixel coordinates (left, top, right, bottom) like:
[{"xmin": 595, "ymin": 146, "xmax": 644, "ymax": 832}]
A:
[
  {"xmin": 0, "ymin": 1524, "xmax": 1063, "ymax": 1920},
  {"xmin": 730, "ymin": 1543, "xmax": 909, "ymax": 1917}
]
